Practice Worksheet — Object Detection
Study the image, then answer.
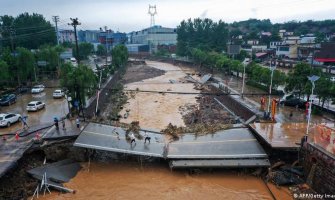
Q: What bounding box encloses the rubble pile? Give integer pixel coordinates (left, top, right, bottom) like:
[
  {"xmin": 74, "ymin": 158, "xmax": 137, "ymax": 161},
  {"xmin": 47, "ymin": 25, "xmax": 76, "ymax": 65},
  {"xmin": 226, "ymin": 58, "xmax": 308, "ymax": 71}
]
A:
[
  {"xmin": 161, "ymin": 123, "xmax": 183, "ymax": 140},
  {"xmin": 125, "ymin": 121, "xmax": 142, "ymax": 139},
  {"xmin": 181, "ymin": 84, "xmax": 235, "ymax": 132},
  {"xmin": 184, "ymin": 123, "xmax": 232, "ymax": 135}
]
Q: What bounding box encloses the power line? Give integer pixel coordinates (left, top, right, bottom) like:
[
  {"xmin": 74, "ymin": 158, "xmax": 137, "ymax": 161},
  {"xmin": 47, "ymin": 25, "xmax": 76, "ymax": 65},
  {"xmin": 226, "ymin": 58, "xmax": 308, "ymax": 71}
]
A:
[{"xmin": 0, "ymin": 28, "xmax": 55, "ymax": 42}]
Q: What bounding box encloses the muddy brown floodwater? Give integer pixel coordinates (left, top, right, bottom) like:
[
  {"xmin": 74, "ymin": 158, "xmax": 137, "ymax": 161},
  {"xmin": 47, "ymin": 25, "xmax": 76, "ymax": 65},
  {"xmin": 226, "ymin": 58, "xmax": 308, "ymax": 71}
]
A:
[
  {"xmin": 38, "ymin": 162, "xmax": 292, "ymax": 200},
  {"xmin": 39, "ymin": 61, "xmax": 293, "ymax": 200}
]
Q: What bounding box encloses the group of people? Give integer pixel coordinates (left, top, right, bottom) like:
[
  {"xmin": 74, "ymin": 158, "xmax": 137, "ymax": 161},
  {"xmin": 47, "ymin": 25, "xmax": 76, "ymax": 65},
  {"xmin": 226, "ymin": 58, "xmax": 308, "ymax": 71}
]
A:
[
  {"xmin": 129, "ymin": 131, "xmax": 151, "ymax": 146},
  {"xmin": 53, "ymin": 117, "xmax": 81, "ymax": 130}
]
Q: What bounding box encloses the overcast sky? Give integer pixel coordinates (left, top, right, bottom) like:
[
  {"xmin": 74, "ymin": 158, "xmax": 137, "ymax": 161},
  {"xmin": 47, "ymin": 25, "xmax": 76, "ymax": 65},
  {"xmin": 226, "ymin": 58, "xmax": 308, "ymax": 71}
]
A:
[{"xmin": 1, "ymin": 0, "xmax": 335, "ymax": 32}]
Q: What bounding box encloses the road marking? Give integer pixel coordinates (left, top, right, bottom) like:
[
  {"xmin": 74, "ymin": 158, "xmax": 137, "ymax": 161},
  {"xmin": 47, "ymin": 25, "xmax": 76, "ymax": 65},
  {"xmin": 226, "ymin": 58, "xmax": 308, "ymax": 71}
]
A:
[
  {"xmin": 167, "ymin": 154, "xmax": 268, "ymax": 158},
  {"xmin": 74, "ymin": 142, "xmax": 164, "ymax": 157},
  {"xmin": 170, "ymin": 139, "xmax": 257, "ymax": 144},
  {"xmin": 83, "ymin": 130, "xmax": 124, "ymax": 139},
  {"xmin": 82, "ymin": 131, "xmax": 164, "ymax": 143}
]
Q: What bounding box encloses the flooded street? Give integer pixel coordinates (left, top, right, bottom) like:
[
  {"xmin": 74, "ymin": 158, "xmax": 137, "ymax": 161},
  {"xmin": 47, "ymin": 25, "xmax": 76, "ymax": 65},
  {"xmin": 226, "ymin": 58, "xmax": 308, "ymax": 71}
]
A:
[
  {"xmin": 119, "ymin": 61, "xmax": 199, "ymax": 129},
  {"xmin": 219, "ymin": 73, "xmax": 333, "ymax": 124},
  {"xmin": 0, "ymin": 81, "xmax": 68, "ymax": 135},
  {"xmin": 38, "ymin": 162, "xmax": 292, "ymax": 200}
]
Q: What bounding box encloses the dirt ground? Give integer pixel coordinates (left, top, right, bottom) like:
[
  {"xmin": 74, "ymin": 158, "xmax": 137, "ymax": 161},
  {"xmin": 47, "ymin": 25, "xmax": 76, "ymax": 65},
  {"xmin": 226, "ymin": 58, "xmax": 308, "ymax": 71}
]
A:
[
  {"xmin": 0, "ymin": 140, "xmax": 85, "ymax": 200},
  {"xmin": 121, "ymin": 63, "xmax": 165, "ymax": 84},
  {"xmin": 0, "ymin": 150, "xmax": 44, "ymax": 200}
]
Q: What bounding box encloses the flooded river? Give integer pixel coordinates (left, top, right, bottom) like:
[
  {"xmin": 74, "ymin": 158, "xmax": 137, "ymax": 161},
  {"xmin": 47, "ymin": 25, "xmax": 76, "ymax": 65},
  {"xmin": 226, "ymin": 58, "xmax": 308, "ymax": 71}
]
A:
[
  {"xmin": 39, "ymin": 162, "xmax": 292, "ymax": 200},
  {"xmin": 39, "ymin": 61, "xmax": 293, "ymax": 200}
]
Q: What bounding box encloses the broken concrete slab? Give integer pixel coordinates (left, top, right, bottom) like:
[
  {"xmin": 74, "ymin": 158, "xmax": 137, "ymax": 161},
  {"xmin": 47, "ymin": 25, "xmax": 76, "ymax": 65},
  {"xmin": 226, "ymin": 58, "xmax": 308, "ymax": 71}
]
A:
[
  {"xmin": 199, "ymin": 74, "xmax": 212, "ymax": 84},
  {"xmin": 27, "ymin": 159, "xmax": 81, "ymax": 183}
]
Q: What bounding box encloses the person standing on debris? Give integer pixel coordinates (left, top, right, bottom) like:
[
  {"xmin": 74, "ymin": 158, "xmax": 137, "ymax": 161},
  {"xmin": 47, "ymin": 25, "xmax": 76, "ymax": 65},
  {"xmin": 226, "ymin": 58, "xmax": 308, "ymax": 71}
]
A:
[
  {"xmin": 76, "ymin": 117, "xmax": 80, "ymax": 128},
  {"xmin": 144, "ymin": 131, "xmax": 151, "ymax": 144},
  {"xmin": 130, "ymin": 133, "xmax": 136, "ymax": 145},
  {"xmin": 21, "ymin": 116, "xmax": 29, "ymax": 129}
]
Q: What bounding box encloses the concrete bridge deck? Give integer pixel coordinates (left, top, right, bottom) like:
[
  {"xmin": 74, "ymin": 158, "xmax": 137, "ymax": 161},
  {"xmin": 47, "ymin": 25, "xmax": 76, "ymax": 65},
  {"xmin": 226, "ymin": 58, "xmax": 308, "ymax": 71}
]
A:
[{"xmin": 74, "ymin": 123, "xmax": 270, "ymax": 168}]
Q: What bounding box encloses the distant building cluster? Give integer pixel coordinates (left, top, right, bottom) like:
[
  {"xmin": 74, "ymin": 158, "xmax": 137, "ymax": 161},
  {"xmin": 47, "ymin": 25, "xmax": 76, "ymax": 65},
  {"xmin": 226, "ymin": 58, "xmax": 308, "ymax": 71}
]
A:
[
  {"xmin": 229, "ymin": 29, "xmax": 335, "ymax": 73},
  {"xmin": 57, "ymin": 24, "xmax": 177, "ymax": 55}
]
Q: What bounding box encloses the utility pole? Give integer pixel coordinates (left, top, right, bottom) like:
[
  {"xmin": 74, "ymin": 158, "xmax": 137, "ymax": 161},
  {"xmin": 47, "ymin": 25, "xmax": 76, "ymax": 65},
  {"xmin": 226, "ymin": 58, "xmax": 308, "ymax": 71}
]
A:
[
  {"xmin": 104, "ymin": 26, "xmax": 108, "ymax": 67},
  {"xmin": 8, "ymin": 26, "xmax": 15, "ymax": 53},
  {"xmin": 52, "ymin": 16, "xmax": 60, "ymax": 45},
  {"xmin": 68, "ymin": 18, "xmax": 81, "ymax": 64},
  {"xmin": 69, "ymin": 18, "xmax": 84, "ymax": 120}
]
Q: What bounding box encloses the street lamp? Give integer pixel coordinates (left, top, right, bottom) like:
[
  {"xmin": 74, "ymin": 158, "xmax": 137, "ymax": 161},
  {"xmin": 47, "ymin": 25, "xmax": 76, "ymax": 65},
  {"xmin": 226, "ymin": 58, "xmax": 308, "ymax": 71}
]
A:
[
  {"xmin": 241, "ymin": 58, "xmax": 249, "ymax": 98},
  {"xmin": 95, "ymin": 68, "xmax": 103, "ymax": 116},
  {"xmin": 66, "ymin": 95, "xmax": 72, "ymax": 118},
  {"xmin": 305, "ymin": 75, "xmax": 320, "ymax": 141},
  {"xmin": 267, "ymin": 60, "xmax": 276, "ymax": 115}
]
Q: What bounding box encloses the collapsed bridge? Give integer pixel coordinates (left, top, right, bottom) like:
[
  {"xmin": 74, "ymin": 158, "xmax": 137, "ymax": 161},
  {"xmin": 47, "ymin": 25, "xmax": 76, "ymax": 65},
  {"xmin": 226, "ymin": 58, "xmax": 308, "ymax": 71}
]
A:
[{"xmin": 74, "ymin": 123, "xmax": 270, "ymax": 169}]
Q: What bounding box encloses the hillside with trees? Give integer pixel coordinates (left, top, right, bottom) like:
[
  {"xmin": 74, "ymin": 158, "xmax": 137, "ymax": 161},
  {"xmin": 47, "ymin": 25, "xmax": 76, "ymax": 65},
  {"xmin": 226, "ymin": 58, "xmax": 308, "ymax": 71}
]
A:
[
  {"xmin": 0, "ymin": 13, "xmax": 56, "ymax": 50},
  {"xmin": 177, "ymin": 18, "xmax": 335, "ymax": 56}
]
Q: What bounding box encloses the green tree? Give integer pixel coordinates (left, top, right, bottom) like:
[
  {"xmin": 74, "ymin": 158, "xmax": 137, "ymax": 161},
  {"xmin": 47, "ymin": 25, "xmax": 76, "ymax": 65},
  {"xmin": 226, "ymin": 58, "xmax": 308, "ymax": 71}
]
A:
[
  {"xmin": 285, "ymin": 63, "xmax": 322, "ymax": 99},
  {"xmin": 1, "ymin": 48, "xmax": 17, "ymax": 85},
  {"xmin": 60, "ymin": 63, "xmax": 97, "ymax": 107},
  {"xmin": 0, "ymin": 13, "xmax": 56, "ymax": 50},
  {"xmin": 78, "ymin": 42, "xmax": 94, "ymax": 59},
  {"xmin": 191, "ymin": 48, "xmax": 207, "ymax": 67},
  {"xmin": 96, "ymin": 44, "xmax": 106, "ymax": 56},
  {"xmin": 176, "ymin": 18, "xmax": 229, "ymax": 56},
  {"xmin": 36, "ymin": 45, "xmax": 59, "ymax": 72},
  {"xmin": 0, "ymin": 60, "xmax": 10, "ymax": 87},
  {"xmin": 111, "ymin": 45, "xmax": 128, "ymax": 69},
  {"xmin": 16, "ymin": 47, "xmax": 36, "ymax": 84},
  {"xmin": 315, "ymin": 76, "xmax": 332, "ymax": 108}
]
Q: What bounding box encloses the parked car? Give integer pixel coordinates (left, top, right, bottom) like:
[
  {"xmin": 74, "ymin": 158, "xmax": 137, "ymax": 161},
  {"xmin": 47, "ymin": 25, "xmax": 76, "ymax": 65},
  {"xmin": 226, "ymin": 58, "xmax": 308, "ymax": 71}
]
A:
[
  {"xmin": 0, "ymin": 113, "xmax": 21, "ymax": 127},
  {"xmin": 17, "ymin": 86, "xmax": 29, "ymax": 94},
  {"xmin": 26, "ymin": 101, "xmax": 45, "ymax": 111},
  {"xmin": 53, "ymin": 89, "xmax": 65, "ymax": 98},
  {"xmin": 0, "ymin": 94, "xmax": 16, "ymax": 106},
  {"xmin": 280, "ymin": 96, "xmax": 306, "ymax": 108},
  {"xmin": 31, "ymin": 85, "xmax": 45, "ymax": 93}
]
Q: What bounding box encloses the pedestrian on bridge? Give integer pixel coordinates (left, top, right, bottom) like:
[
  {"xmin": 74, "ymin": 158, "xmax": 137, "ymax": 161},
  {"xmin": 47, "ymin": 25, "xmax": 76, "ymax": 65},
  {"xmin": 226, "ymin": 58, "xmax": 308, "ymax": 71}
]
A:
[
  {"xmin": 130, "ymin": 133, "xmax": 136, "ymax": 145},
  {"xmin": 76, "ymin": 117, "xmax": 80, "ymax": 128},
  {"xmin": 144, "ymin": 131, "xmax": 151, "ymax": 144},
  {"xmin": 62, "ymin": 119, "xmax": 66, "ymax": 130},
  {"xmin": 54, "ymin": 117, "xmax": 59, "ymax": 130}
]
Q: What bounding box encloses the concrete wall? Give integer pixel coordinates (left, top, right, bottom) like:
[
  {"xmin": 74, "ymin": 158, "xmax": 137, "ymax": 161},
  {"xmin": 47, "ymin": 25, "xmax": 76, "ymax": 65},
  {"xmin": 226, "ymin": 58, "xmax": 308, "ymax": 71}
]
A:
[
  {"xmin": 85, "ymin": 69, "xmax": 123, "ymax": 118},
  {"xmin": 302, "ymin": 143, "xmax": 335, "ymax": 194}
]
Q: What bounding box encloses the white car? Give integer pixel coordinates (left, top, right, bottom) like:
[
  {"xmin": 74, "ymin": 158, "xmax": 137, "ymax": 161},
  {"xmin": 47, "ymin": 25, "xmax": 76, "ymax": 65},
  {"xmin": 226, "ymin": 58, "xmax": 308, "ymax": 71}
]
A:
[
  {"xmin": 31, "ymin": 85, "xmax": 45, "ymax": 93},
  {"xmin": 26, "ymin": 101, "xmax": 45, "ymax": 112},
  {"xmin": 53, "ymin": 90, "xmax": 65, "ymax": 98},
  {"xmin": 0, "ymin": 113, "xmax": 21, "ymax": 127}
]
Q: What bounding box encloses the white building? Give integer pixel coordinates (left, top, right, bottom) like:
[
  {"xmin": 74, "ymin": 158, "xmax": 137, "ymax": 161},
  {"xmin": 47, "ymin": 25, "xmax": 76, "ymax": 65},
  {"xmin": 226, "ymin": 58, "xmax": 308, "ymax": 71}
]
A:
[
  {"xmin": 129, "ymin": 25, "xmax": 177, "ymax": 52},
  {"xmin": 283, "ymin": 36, "xmax": 300, "ymax": 45},
  {"xmin": 59, "ymin": 30, "xmax": 75, "ymax": 43},
  {"xmin": 300, "ymin": 36, "xmax": 316, "ymax": 44},
  {"xmin": 252, "ymin": 45, "xmax": 267, "ymax": 52},
  {"xmin": 276, "ymin": 44, "xmax": 298, "ymax": 59},
  {"xmin": 270, "ymin": 41, "xmax": 283, "ymax": 49}
]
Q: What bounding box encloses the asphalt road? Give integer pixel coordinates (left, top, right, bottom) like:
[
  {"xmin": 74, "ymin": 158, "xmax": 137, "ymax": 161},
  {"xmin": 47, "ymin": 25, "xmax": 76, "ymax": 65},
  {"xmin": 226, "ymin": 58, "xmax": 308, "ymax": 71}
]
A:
[{"xmin": 0, "ymin": 83, "xmax": 68, "ymax": 135}]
